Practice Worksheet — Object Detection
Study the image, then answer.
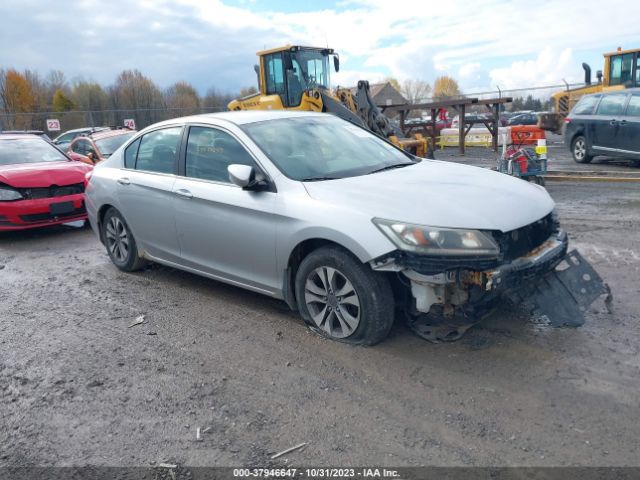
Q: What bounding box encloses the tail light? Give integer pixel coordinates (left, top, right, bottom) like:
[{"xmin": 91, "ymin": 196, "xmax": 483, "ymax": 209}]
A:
[{"xmin": 564, "ymin": 117, "xmax": 572, "ymax": 124}]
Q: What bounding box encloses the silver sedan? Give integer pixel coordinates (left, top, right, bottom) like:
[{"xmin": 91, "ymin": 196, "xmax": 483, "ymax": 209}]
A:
[{"xmin": 86, "ymin": 110, "xmax": 600, "ymax": 345}]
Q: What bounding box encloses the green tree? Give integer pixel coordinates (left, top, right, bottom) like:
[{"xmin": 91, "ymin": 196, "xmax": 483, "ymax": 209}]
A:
[{"xmin": 52, "ymin": 88, "xmax": 75, "ymax": 112}]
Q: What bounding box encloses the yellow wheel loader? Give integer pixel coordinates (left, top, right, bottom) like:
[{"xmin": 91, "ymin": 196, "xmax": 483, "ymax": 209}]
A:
[
  {"xmin": 541, "ymin": 47, "xmax": 639, "ymax": 132},
  {"xmin": 228, "ymin": 45, "xmax": 432, "ymax": 158}
]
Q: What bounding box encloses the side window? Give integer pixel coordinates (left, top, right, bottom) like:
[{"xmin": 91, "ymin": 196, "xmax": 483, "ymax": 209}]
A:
[
  {"xmin": 595, "ymin": 94, "xmax": 628, "ymax": 116},
  {"xmin": 610, "ymin": 54, "xmax": 634, "ymax": 86},
  {"xmin": 124, "ymin": 138, "xmax": 141, "ymax": 169},
  {"xmin": 185, "ymin": 126, "xmax": 255, "ymax": 184},
  {"xmin": 572, "ymin": 95, "xmax": 600, "ymax": 115},
  {"xmin": 265, "ymin": 53, "xmax": 286, "ymax": 105},
  {"xmin": 72, "ymin": 139, "xmax": 90, "ymax": 155},
  {"xmin": 625, "ymin": 95, "xmax": 640, "ymax": 117},
  {"xmin": 135, "ymin": 127, "xmax": 182, "ymax": 174}
]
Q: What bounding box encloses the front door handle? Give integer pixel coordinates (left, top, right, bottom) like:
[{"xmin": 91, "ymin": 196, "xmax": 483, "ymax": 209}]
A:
[
  {"xmin": 174, "ymin": 188, "xmax": 193, "ymax": 199},
  {"xmin": 609, "ymin": 119, "xmax": 617, "ymax": 126},
  {"xmin": 619, "ymin": 119, "xmax": 627, "ymax": 126},
  {"xmin": 117, "ymin": 177, "xmax": 130, "ymax": 185}
]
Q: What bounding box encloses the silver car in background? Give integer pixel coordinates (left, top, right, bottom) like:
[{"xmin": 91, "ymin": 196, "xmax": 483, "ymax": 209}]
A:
[{"xmin": 85, "ymin": 111, "xmax": 605, "ymax": 345}]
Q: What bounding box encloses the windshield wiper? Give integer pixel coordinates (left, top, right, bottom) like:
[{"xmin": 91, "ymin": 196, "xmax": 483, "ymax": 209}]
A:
[
  {"xmin": 300, "ymin": 176, "xmax": 341, "ymax": 182},
  {"xmin": 367, "ymin": 163, "xmax": 413, "ymax": 175}
]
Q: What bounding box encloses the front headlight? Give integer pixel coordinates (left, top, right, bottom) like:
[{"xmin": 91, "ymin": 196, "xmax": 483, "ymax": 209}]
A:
[
  {"xmin": 0, "ymin": 186, "xmax": 23, "ymax": 201},
  {"xmin": 373, "ymin": 218, "xmax": 499, "ymax": 256}
]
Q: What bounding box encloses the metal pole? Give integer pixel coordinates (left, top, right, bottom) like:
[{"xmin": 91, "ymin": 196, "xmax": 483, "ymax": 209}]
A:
[{"xmin": 458, "ymin": 103, "xmax": 465, "ymax": 155}]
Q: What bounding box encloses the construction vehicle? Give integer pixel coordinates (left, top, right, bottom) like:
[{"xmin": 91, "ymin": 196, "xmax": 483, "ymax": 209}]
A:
[
  {"xmin": 228, "ymin": 45, "xmax": 432, "ymax": 157},
  {"xmin": 542, "ymin": 47, "xmax": 640, "ymax": 132}
]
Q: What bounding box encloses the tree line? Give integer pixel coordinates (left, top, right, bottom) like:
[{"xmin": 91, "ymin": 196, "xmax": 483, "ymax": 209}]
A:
[
  {"xmin": 0, "ymin": 68, "xmax": 256, "ymax": 132},
  {"xmin": 384, "ymin": 76, "xmax": 552, "ymax": 114}
]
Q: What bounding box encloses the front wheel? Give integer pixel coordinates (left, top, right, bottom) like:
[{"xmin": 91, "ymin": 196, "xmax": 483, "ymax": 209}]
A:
[
  {"xmin": 102, "ymin": 208, "xmax": 147, "ymax": 272},
  {"xmin": 294, "ymin": 246, "xmax": 394, "ymax": 345},
  {"xmin": 572, "ymin": 136, "xmax": 592, "ymax": 164}
]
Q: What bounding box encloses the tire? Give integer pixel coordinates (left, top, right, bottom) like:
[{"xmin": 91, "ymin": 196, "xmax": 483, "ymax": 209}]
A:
[
  {"xmin": 294, "ymin": 246, "xmax": 394, "ymax": 345},
  {"xmin": 102, "ymin": 207, "xmax": 147, "ymax": 272},
  {"xmin": 572, "ymin": 135, "xmax": 592, "ymax": 164}
]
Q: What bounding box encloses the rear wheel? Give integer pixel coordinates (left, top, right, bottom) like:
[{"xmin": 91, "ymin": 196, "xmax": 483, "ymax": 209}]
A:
[
  {"xmin": 572, "ymin": 136, "xmax": 592, "ymax": 164},
  {"xmin": 294, "ymin": 246, "xmax": 394, "ymax": 345},
  {"xmin": 102, "ymin": 208, "xmax": 147, "ymax": 272}
]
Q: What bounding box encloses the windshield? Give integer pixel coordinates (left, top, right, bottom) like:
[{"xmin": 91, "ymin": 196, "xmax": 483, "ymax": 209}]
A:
[
  {"xmin": 290, "ymin": 50, "xmax": 331, "ymax": 90},
  {"xmin": 95, "ymin": 132, "xmax": 135, "ymax": 157},
  {"xmin": 242, "ymin": 116, "xmax": 416, "ymax": 181},
  {"xmin": 0, "ymin": 137, "xmax": 68, "ymax": 165}
]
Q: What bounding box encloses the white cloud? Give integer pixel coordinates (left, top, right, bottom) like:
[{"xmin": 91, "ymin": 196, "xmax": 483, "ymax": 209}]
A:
[
  {"xmin": 0, "ymin": 0, "xmax": 639, "ymax": 95},
  {"xmin": 488, "ymin": 47, "xmax": 576, "ymax": 91},
  {"xmin": 458, "ymin": 62, "xmax": 481, "ymax": 79}
]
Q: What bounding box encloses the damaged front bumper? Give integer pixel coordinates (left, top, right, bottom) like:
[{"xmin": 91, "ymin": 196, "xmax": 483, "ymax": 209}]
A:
[
  {"xmin": 463, "ymin": 231, "xmax": 608, "ymax": 327},
  {"xmin": 373, "ymin": 230, "xmax": 608, "ymax": 340}
]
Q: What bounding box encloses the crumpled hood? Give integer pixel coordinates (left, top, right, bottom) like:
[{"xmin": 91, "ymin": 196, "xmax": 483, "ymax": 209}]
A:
[
  {"xmin": 303, "ymin": 160, "xmax": 555, "ymax": 233},
  {"xmin": 0, "ymin": 161, "xmax": 92, "ymax": 188}
]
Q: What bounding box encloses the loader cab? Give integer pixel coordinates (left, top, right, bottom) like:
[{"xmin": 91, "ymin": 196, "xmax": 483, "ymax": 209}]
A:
[
  {"xmin": 259, "ymin": 46, "xmax": 337, "ymax": 108},
  {"xmin": 604, "ymin": 48, "xmax": 640, "ymax": 88}
]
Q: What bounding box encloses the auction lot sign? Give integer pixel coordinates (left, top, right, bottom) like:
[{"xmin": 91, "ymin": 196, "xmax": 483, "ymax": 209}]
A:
[
  {"xmin": 46, "ymin": 119, "xmax": 61, "ymax": 131},
  {"xmin": 123, "ymin": 118, "xmax": 136, "ymax": 130}
]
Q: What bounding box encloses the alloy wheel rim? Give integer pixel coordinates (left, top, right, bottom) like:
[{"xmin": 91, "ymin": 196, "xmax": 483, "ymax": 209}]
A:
[
  {"xmin": 575, "ymin": 139, "xmax": 586, "ymax": 159},
  {"xmin": 105, "ymin": 217, "xmax": 129, "ymax": 263},
  {"xmin": 304, "ymin": 266, "xmax": 361, "ymax": 338}
]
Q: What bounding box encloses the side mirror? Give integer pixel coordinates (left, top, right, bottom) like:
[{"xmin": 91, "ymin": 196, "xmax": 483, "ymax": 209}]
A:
[
  {"xmin": 228, "ymin": 164, "xmax": 269, "ymax": 191},
  {"xmin": 333, "ymin": 54, "xmax": 340, "ymax": 73},
  {"xmin": 228, "ymin": 164, "xmax": 255, "ymax": 188}
]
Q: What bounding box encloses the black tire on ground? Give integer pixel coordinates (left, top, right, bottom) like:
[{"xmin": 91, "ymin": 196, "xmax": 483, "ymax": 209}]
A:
[
  {"xmin": 102, "ymin": 207, "xmax": 147, "ymax": 272},
  {"xmin": 294, "ymin": 246, "xmax": 394, "ymax": 345},
  {"xmin": 571, "ymin": 135, "xmax": 593, "ymax": 164}
]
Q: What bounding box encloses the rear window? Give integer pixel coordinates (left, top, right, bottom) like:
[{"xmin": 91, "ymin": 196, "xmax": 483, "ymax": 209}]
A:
[
  {"xmin": 0, "ymin": 137, "xmax": 67, "ymax": 166},
  {"xmin": 95, "ymin": 132, "xmax": 134, "ymax": 158},
  {"xmin": 572, "ymin": 95, "xmax": 600, "ymax": 115},
  {"xmin": 596, "ymin": 94, "xmax": 628, "ymax": 116}
]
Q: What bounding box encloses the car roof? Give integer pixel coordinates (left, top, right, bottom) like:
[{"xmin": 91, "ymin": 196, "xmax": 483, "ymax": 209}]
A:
[
  {"xmin": 0, "ymin": 133, "xmax": 49, "ymax": 141},
  {"xmin": 584, "ymin": 87, "xmax": 640, "ymax": 98},
  {"xmin": 148, "ymin": 110, "xmax": 327, "ymax": 130},
  {"xmin": 87, "ymin": 129, "xmax": 135, "ymax": 141}
]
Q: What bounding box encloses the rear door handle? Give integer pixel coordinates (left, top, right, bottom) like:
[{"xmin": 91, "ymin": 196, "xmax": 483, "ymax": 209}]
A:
[
  {"xmin": 117, "ymin": 177, "xmax": 130, "ymax": 185},
  {"xmin": 619, "ymin": 119, "xmax": 627, "ymax": 126},
  {"xmin": 609, "ymin": 119, "xmax": 617, "ymax": 125},
  {"xmin": 174, "ymin": 188, "xmax": 193, "ymax": 199}
]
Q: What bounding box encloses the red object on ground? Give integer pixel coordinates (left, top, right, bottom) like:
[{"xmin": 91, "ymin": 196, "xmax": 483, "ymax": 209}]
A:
[
  {"xmin": 515, "ymin": 153, "xmax": 529, "ymax": 173},
  {"xmin": 0, "ymin": 134, "xmax": 92, "ymax": 231},
  {"xmin": 510, "ymin": 125, "xmax": 546, "ymax": 145}
]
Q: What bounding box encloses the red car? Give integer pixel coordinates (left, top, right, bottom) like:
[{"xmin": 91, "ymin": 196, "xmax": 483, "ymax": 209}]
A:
[{"xmin": 0, "ymin": 133, "xmax": 92, "ymax": 231}]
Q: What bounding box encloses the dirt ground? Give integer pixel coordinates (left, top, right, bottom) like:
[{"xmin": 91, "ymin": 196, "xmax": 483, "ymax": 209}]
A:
[{"xmin": 1, "ymin": 181, "xmax": 639, "ymax": 468}]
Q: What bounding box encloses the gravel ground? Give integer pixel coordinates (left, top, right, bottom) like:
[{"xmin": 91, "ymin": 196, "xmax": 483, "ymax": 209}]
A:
[{"xmin": 1, "ymin": 181, "xmax": 639, "ymax": 468}]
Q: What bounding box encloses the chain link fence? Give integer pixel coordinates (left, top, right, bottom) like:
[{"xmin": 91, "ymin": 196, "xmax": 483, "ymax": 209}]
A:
[
  {"xmin": 0, "ymin": 105, "xmax": 228, "ymax": 135},
  {"xmin": 0, "ymin": 82, "xmax": 590, "ymax": 135}
]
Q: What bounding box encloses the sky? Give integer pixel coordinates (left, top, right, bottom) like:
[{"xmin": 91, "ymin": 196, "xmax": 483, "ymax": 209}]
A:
[{"xmin": 1, "ymin": 0, "xmax": 639, "ymax": 97}]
